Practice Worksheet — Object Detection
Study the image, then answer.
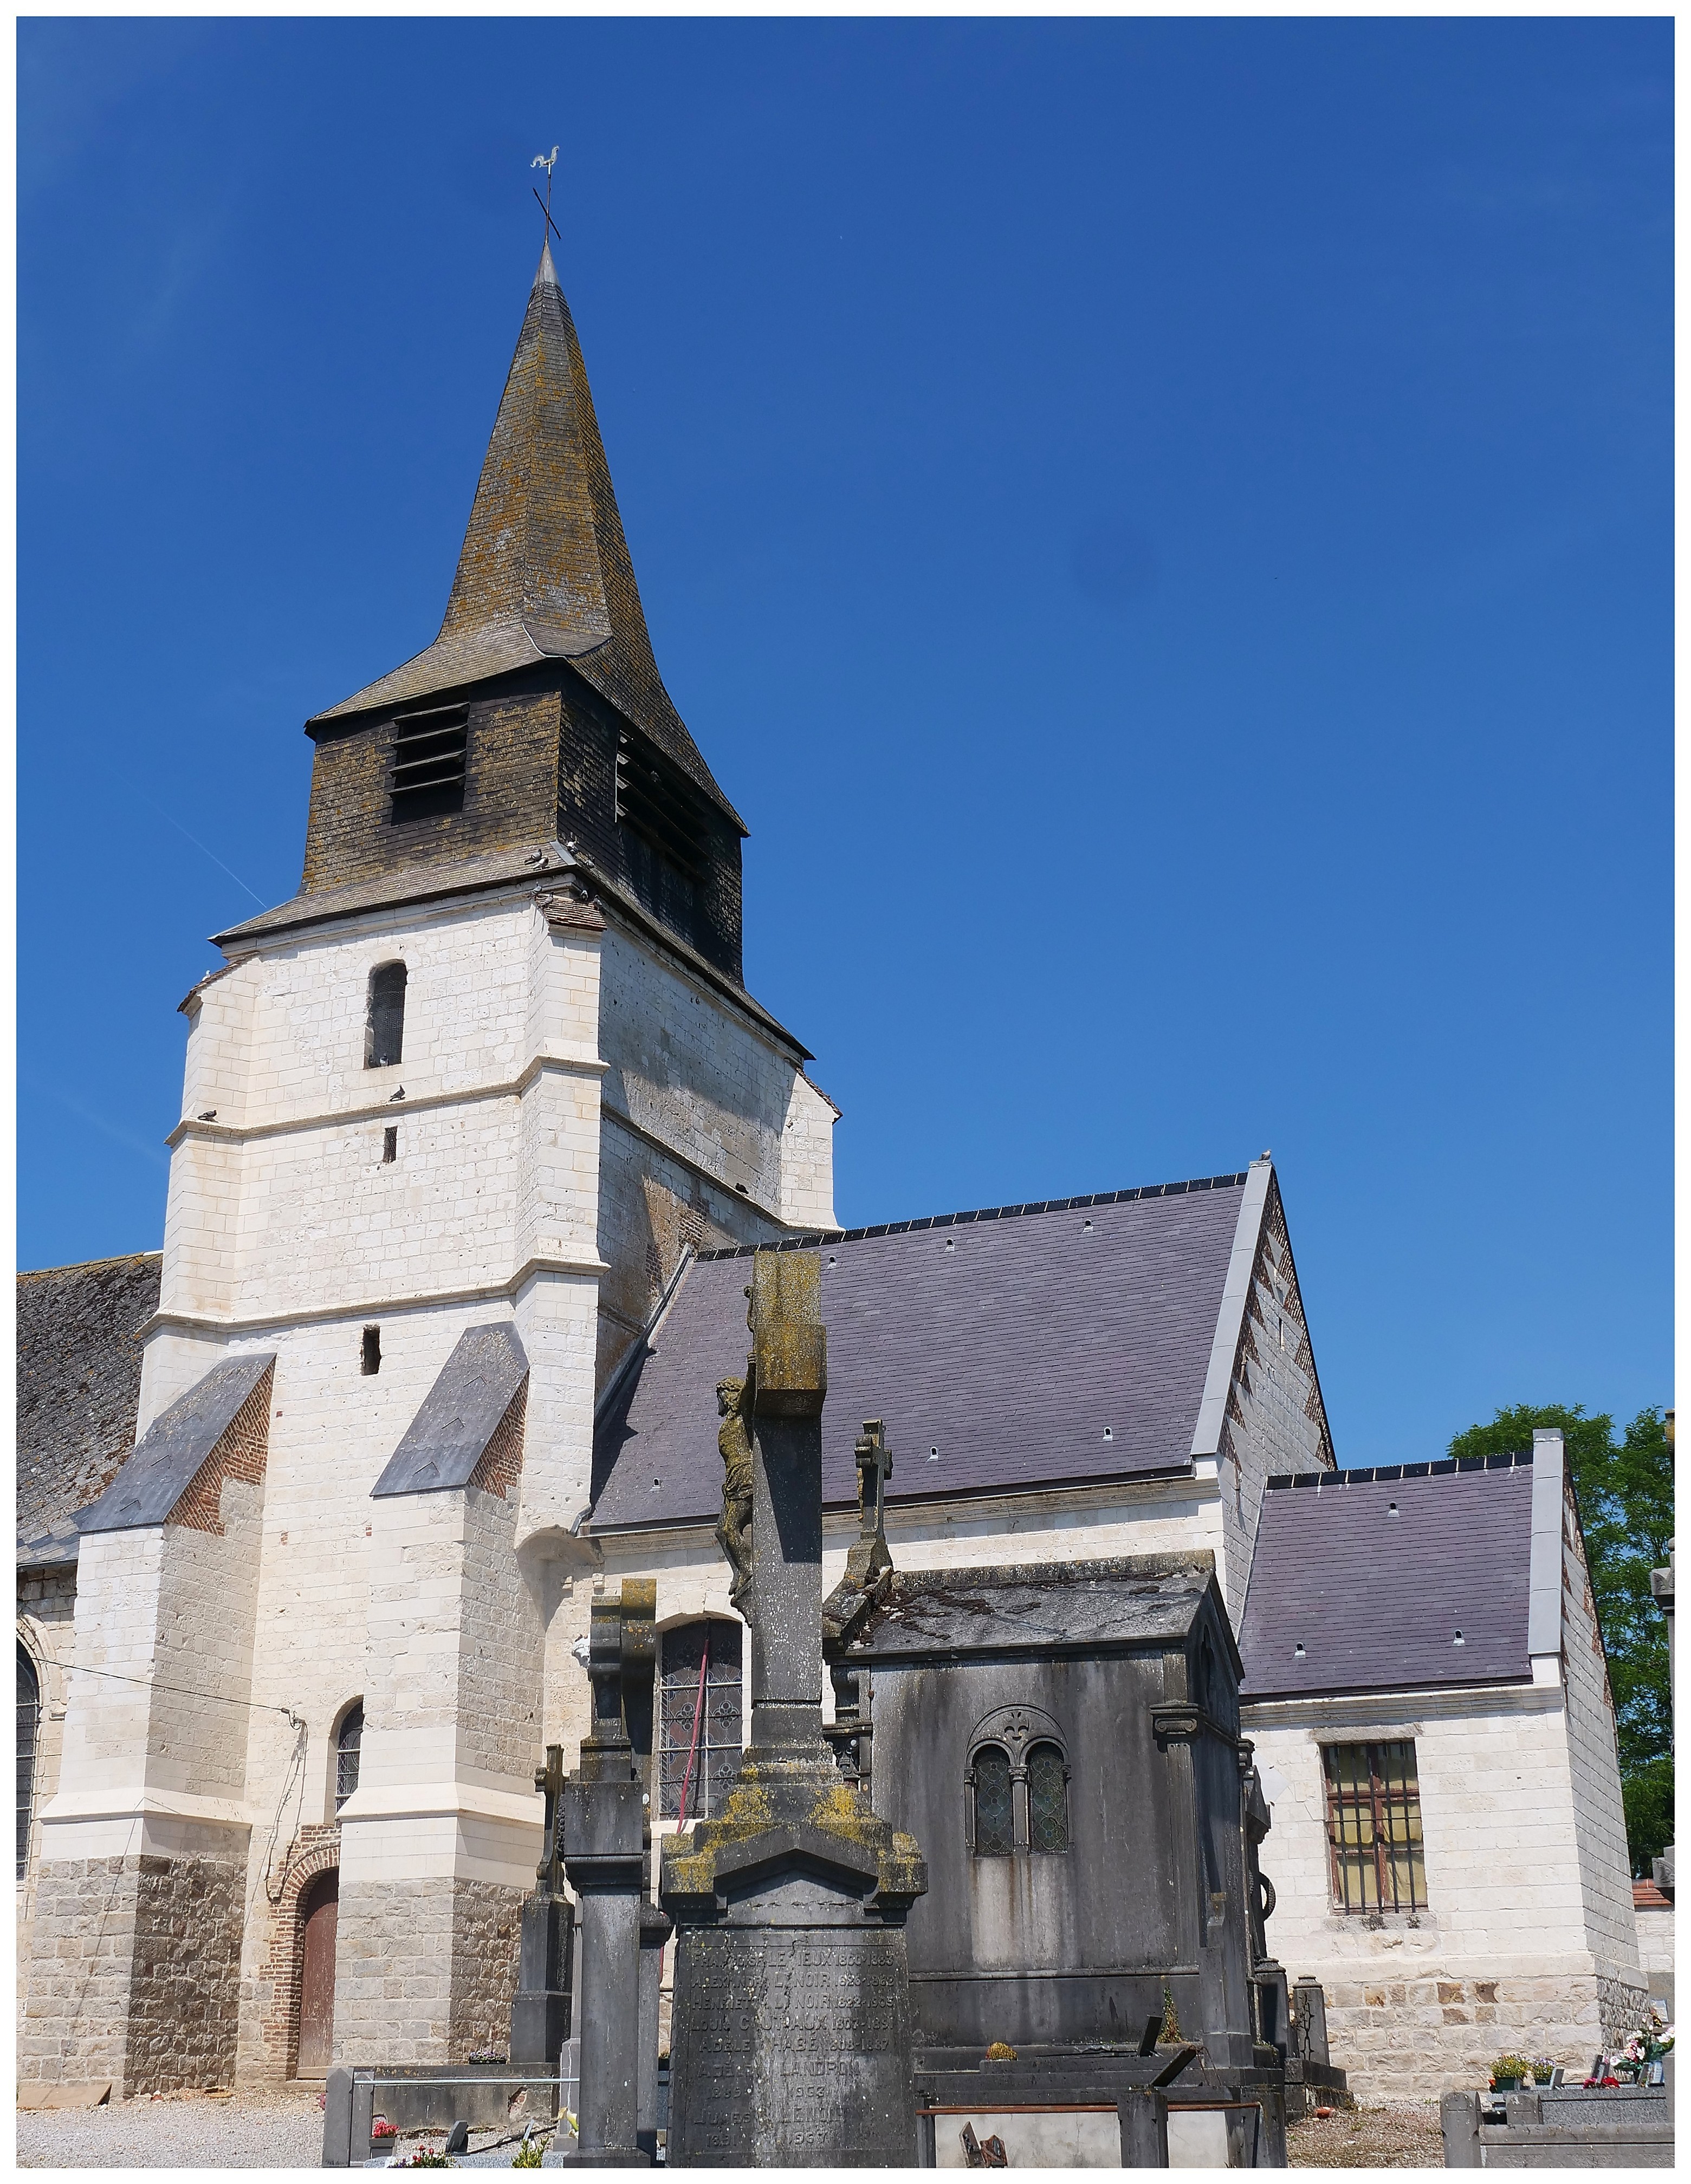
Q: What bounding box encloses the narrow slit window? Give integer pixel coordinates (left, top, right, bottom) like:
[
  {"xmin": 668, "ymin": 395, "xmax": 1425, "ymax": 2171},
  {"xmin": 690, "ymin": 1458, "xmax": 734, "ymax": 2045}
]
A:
[
  {"xmin": 361, "ymin": 1327, "xmax": 381, "ymax": 1376},
  {"xmin": 381, "ymin": 1126, "xmax": 398, "ymax": 1165},
  {"xmin": 1027, "ymin": 1741, "xmax": 1070, "ymax": 1854},
  {"xmin": 971, "ymin": 1745, "xmax": 1013, "ymax": 1857},
  {"xmin": 1322, "ymin": 1740, "xmax": 1426, "ymax": 1913},
  {"xmin": 365, "ymin": 963, "xmax": 406, "ymax": 1069},
  {"xmin": 335, "ymin": 1701, "xmax": 363, "ymax": 1811},
  {"xmin": 390, "ymin": 703, "xmax": 468, "ymax": 822}
]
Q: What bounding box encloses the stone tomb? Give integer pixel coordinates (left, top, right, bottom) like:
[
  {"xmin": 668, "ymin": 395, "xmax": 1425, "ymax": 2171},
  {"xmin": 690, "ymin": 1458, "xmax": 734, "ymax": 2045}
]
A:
[{"xmin": 660, "ymin": 1250, "xmax": 927, "ymax": 2167}]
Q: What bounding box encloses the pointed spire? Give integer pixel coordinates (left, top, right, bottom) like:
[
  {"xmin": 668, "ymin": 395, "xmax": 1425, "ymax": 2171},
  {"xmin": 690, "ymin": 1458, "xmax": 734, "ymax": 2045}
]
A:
[{"xmin": 313, "ymin": 255, "xmax": 740, "ymax": 828}]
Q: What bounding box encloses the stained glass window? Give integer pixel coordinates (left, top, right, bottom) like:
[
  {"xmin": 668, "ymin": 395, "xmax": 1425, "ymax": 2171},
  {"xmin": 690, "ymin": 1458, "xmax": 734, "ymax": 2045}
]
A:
[
  {"xmin": 659, "ymin": 1620, "xmax": 743, "ymax": 1821},
  {"xmin": 973, "ymin": 1745, "xmax": 1013, "ymax": 1856},
  {"xmin": 1027, "ymin": 1741, "xmax": 1069, "ymax": 1853},
  {"xmin": 335, "ymin": 1702, "xmax": 363, "ymax": 1812},
  {"xmin": 1322, "ymin": 1741, "xmax": 1424, "ymax": 1913},
  {"xmin": 17, "ymin": 1647, "xmax": 39, "ymax": 1881}
]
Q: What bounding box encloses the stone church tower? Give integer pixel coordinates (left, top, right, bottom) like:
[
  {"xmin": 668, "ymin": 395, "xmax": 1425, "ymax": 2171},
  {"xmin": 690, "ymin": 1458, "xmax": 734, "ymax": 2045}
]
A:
[{"xmin": 22, "ymin": 245, "xmax": 835, "ymax": 2091}]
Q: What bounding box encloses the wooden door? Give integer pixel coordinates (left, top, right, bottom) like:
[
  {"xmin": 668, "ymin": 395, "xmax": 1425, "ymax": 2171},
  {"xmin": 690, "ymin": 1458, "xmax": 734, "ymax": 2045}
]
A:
[{"xmin": 296, "ymin": 1869, "xmax": 339, "ymax": 2078}]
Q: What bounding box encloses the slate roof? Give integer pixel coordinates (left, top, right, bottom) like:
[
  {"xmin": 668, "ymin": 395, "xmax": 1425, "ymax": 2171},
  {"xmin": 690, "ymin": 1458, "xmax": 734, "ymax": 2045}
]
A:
[
  {"xmin": 591, "ymin": 1173, "xmax": 1252, "ymax": 1532},
  {"xmin": 17, "ymin": 1253, "xmax": 160, "ymax": 1567},
  {"xmin": 371, "ymin": 1323, "xmax": 528, "ymax": 1498},
  {"xmin": 77, "ymin": 1352, "xmax": 275, "ymax": 1534},
  {"xmin": 846, "ymin": 1554, "xmax": 1228, "ymax": 1662},
  {"xmin": 310, "ymin": 246, "xmax": 742, "ymax": 831},
  {"xmin": 1238, "ymin": 1455, "xmax": 1537, "ymax": 1700}
]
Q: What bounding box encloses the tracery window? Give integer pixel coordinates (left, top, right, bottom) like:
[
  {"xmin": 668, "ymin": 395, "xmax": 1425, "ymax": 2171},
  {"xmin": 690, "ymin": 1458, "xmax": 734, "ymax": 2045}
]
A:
[
  {"xmin": 335, "ymin": 1701, "xmax": 364, "ymax": 1813},
  {"xmin": 967, "ymin": 1707, "xmax": 1070, "ymax": 1857},
  {"xmin": 971, "ymin": 1745, "xmax": 1014, "ymax": 1856},
  {"xmin": 17, "ymin": 1647, "xmax": 40, "ymax": 1881},
  {"xmin": 1321, "ymin": 1740, "xmax": 1424, "ymax": 1913},
  {"xmin": 1026, "ymin": 1740, "xmax": 1070, "ymax": 1854},
  {"xmin": 658, "ymin": 1620, "xmax": 742, "ymax": 1822}
]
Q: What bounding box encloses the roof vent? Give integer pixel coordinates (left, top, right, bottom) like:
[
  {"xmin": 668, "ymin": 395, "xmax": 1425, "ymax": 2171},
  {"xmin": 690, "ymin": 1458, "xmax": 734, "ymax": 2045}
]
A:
[
  {"xmin": 944, "ymin": 1238, "xmax": 955, "ymax": 1252},
  {"xmin": 1082, "ymin": 1218, "xmax": 1093, "ymax": 1232},
  {"xmin": 1103, "ymin": 1427, "xmax": 1113, "ymax": 1442},
  {"xmin": 929, "ymin": 1446, "xmax": 940, "ymax": 1460},
  {"xmin": 1294, "ymin": 1642, "xmax": 1306, "ymax": 1659},
  {"xmin": 1388, "ymin": 1502, "xmax": 1398, "ymax": 1516},
  {"xmin": 1453, "ymin": 1630, "xmax": 1465, "ymax": 1646}
]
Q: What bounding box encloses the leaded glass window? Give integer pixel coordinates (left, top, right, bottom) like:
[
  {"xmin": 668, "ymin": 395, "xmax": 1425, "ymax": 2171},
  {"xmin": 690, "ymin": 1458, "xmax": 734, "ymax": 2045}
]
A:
[
  {"xmin": 658, "ymin": 1620, "xmax": 743, "ymax": 1821},
  {"xmin": 17, "ymin": 1647, "xmax": 39, "ymax": 1881},
  {"xmin": 1027, "ymin": 1740, "xmax": 1069, "ymax": 1853},
  {"xmin": 1322, "ymin": 1740, "xmax": 1425, "ymax": 1913},
  {"xmin": 972, "ymin": 1744, "xmax": 1013, "ymax": 1856},
  {"xmin": 335, "ymin": 1701, "xmax": 363, "ymax": 1812}
]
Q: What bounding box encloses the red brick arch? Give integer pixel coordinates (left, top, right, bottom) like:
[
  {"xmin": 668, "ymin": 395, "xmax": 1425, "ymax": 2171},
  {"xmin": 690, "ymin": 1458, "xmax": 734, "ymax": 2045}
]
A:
[{"xmin": 252, "ymin": 1824, "xmax": 341, "ymax": 2081}]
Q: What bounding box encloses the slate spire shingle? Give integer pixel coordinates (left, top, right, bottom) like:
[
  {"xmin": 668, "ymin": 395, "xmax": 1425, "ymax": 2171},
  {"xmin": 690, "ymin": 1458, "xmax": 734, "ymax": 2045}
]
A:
[{"xmin": 312, "ymin": 244, "xmax": 740, "ymax": 827}]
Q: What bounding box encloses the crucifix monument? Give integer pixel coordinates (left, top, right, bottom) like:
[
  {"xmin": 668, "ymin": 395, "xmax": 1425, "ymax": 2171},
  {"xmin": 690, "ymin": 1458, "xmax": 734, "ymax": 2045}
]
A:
[{"xmin": 660, "ymin": 1250, "xmax": 927, "ymax": 2167}]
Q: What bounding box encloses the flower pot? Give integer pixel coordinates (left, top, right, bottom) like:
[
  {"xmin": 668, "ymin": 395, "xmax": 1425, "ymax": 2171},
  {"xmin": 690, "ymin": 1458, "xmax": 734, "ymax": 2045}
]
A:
[{"xmin": 1492, "ymin": 2077, "xmax": 1520, "ymax": 2093}]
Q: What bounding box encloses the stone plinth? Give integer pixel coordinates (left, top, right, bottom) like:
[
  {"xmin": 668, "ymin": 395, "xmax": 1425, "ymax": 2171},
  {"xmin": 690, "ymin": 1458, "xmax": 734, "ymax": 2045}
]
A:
[{"xmin": 662, "ymin": 1751, "xmax": 925, "ymax": 2167}]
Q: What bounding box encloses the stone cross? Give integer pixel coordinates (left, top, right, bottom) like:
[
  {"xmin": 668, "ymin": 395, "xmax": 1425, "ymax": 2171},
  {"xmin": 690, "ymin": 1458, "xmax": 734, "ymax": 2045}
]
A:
[
  {"xmin": 844, "ymin": 1417, "xmax": 894, "ymax": 1590},
  {"xmin": 509, "ymin": 1742, "xmax": 574, "ymax": 2088},
  {"xmin": 662, "ymin": 1250, "xmax": 927, "ymax": 2167}
]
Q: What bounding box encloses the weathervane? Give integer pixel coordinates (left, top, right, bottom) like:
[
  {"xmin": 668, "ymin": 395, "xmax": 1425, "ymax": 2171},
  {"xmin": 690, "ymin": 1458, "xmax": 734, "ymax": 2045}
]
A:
[{"xmin": 530, "ymin": 145, "xmax": 563, "ymax": 249}]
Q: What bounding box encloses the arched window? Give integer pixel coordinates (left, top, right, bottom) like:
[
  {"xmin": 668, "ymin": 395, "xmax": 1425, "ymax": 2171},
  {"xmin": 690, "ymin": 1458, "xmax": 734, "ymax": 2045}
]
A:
[
  {"xmin": 971, "ymin": 1745, "xmax": 1014, "ymax": 1857},
  {"xmin": 365, "ymin": 963, "xmax": 406, "ymax": 1069},
  {"xmin": 657, "ymin": 1620, "xmax": 742, "ymax": 1822},
  {"xmin": 967, "ymin": 1706, "xmax": 1071, "ymax": 1857},
  {"xmin": 334, "ymin": 1702, "xmax": 363, "ymax": 1812},
  {"xmin": 17, "ymin": 1646, "xmax": 40, "ymax": 1881},
  {"xmin": 1027, "ymin": 1740, "xmax": 1070, "ymax": 1854}
]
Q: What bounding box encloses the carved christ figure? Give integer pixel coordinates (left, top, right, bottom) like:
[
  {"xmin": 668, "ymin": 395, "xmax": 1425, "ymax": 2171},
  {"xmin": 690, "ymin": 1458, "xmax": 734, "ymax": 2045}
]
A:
[{"xmin": 715, "ymin": 1373, "xmax": 755, "ymax": 1614}]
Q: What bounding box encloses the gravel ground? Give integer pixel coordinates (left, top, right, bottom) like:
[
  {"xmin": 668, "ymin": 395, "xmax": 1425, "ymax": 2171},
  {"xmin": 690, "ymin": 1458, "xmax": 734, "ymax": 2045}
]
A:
[
  {"xmin": 16, "ymin": 2084, "xmax": 563, "ymax": 2172},
  {"xmin": 1288, "ymin": 2099, "xmax": 1444, "ymax": 2168},
  {"xmin": 17, "ymin": 2084, "xmax": 327, "ymax": 2170}
]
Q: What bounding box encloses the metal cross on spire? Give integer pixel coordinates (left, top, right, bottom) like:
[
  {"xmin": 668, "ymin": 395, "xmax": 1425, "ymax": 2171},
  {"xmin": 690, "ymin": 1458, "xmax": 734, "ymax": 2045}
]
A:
[{"xmin": 530, "ymin": 144, "xmax": 562, "ymax": 250}]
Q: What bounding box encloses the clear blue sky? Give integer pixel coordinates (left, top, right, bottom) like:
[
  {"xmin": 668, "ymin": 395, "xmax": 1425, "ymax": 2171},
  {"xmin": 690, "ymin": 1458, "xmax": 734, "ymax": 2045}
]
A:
[{"xmin": 19, "ymin": 18, "xmax": 1671, "ymax": 1465}]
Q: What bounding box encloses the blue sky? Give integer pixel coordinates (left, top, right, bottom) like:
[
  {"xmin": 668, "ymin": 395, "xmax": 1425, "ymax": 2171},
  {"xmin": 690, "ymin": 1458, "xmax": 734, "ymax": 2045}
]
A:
[{"xmin": 18, "ymin": 18, "xmax": 1671, "ymax": 1464}]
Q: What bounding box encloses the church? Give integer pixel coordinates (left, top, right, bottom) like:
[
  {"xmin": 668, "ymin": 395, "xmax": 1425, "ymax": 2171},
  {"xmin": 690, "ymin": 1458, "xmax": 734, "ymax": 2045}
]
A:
[{"xmin": 16, "ymin": 244, "xmax": 1648, "ymax": 2111}]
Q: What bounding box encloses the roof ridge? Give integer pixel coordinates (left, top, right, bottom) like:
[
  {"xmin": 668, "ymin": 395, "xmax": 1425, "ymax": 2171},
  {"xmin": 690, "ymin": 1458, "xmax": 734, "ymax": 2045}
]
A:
[
  {"xmin": 1265, "ymin": 1451, "xmax": 1535, "ymax": 1490},
  {"xmin": 696, "ymin": 1171, "xmax": 1252, "ymax": 1260},
  {"xmin": 17, "ymin": 1250, "xmax": 163, "ymax": 1282}
]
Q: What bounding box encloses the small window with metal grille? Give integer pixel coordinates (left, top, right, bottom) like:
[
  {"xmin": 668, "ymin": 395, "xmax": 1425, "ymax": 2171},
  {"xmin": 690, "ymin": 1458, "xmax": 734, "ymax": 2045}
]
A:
[
  {"xmin": 658, "ymin": 1620, "xmax": 743, "ymax": 1822},
  {"xmin": 335, "ymin": 1701, "xmax": 363, "ymax": 1813},
  {"xmin": 1322, "ymin": 1740, "xmax": 1426, "ymax": 1913},
  {"xmin": 971, "ymin": 1745, "xmax": 1014, "ymax": 1857},
  {"xmin": 616, "ymin": 733, "xmax": 708, "ymax": 883},
  {"xmin": 390, "ymin": 704, "xmax": 469, "ymax": 822},
  {"xmin": 18, "ymin": 1646, "xmax": 40, "ymax": 1882}
]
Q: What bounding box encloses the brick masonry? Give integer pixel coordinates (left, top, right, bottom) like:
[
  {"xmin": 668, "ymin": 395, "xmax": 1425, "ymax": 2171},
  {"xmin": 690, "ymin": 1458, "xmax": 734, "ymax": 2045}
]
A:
[{"xmin": 238, "ymin": 1823, "xmax": 341, "ymax": 2082}]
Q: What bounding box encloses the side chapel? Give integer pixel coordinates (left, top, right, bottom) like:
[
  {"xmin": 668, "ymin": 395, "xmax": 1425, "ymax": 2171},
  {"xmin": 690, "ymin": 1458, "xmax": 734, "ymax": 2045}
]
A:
[{"xmin": 16, "ymin": 243, "xmax": 1645, "ymax": 2108}]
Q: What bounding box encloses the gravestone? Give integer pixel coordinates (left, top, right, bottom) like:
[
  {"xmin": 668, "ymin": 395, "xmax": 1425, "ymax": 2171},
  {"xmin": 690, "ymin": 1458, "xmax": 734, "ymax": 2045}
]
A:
[
  {"xmin": 545, "ymin": 1583, "xmax": 655, "ymax": 2167},
  {"xmin": 509, "ymin": 1742, "xmax": 574, "ymax": 2097},
  {"xmin": 660, "ymin": 1251, "xmax": 927, "ymax": 2167}
]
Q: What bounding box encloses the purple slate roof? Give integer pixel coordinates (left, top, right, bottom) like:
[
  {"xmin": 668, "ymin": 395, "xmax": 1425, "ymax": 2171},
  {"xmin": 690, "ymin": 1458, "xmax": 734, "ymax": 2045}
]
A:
[
  {"xmin": 590, "ymin": 1174, "xmax": 1249, "ymax": 1532},
  {"xmin": 1238, "ymin": 1455, "xmax": 1536, "ymax": 1700}
]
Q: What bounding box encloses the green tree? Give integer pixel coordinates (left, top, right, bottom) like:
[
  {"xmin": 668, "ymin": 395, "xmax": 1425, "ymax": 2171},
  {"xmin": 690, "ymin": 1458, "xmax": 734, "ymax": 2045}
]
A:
[{"xmin": 1447, "ymin": 1403, "xmax": 1673, "ymax": 1876}]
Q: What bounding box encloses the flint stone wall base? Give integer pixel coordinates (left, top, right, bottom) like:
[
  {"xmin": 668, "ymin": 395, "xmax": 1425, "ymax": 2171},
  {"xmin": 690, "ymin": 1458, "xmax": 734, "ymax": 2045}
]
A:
[
  {"xmin": 20, "ymin": 1852, "xmax": 244, "ymax": 2097},
  {"xmin": 333, "ymin": 1876, "xmax": 523, "ymax": 2068}
]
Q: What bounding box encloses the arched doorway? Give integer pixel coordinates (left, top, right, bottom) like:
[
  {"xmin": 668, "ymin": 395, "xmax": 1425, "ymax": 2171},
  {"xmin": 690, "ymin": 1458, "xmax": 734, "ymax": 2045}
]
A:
[{"xmin": 295, "ymin": 1867, "xmax": 339, "ymax": 2078}]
